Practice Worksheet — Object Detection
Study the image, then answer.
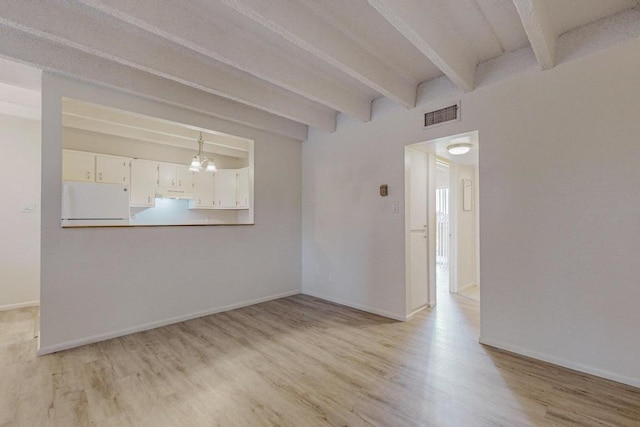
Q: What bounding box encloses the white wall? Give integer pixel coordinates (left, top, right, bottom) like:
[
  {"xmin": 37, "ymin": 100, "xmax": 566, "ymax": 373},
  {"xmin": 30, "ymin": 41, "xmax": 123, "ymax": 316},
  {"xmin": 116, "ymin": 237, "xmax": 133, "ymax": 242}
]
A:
[
  {"xmin": 303, "ymin": 40, "xmax": 640, "ymax": 386},
  {"xmin": 40, "ymin": 74, "xmax": 301, "ymax": 352},
  {"xmin": 455, "ymin": 164, "xmax": 477, "ymax": 291},
  {"xmin": 0, "ymin": 115, "xmax": 40, "ymax": 310}
]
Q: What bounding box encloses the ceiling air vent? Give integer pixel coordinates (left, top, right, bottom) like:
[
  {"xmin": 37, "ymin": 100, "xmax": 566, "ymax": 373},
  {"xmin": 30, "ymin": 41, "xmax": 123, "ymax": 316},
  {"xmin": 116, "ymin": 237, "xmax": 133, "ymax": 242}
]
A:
[{"xmin": 424, "ymin": 102, "xmax": 460, "ymax": 128}]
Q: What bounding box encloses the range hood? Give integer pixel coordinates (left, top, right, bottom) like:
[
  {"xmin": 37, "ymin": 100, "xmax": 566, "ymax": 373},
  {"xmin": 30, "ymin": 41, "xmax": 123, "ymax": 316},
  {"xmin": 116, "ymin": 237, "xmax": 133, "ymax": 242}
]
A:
[{"xmin": 155, "ymin": 186, "xmax": 194, "ymax": 200}]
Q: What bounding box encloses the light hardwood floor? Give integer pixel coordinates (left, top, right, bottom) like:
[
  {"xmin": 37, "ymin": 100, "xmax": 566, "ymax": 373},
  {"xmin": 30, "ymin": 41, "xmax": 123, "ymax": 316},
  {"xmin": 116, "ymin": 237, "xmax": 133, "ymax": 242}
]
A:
[{"xmin": 1, "ymin": 293, "xmax": 639, "ymax": 426}]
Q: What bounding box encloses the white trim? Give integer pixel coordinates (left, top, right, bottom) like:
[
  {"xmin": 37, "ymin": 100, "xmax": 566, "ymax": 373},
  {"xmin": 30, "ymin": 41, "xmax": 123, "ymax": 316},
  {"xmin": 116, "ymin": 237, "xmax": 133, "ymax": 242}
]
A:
[
  {"xmin": 406, "ymin": 305, "xmax": 429, "ymax": 320},
  {"xmin": 0, "ymin": 300, "xmax": 40, "ymax": 311},
  {"xmin": 479, "ymin": 337, "xmax": 640, "ymax": 389},
  {"xmin": 37, "ymin": 290, "xmax": 300, "ymax": 355},
  {"xmin": 302, "ymin": 290, "xmax": 406, "ymax": 321},
  {"xmin": 457, "ymin": 282, "xmax": 477, "ymax": 294}
]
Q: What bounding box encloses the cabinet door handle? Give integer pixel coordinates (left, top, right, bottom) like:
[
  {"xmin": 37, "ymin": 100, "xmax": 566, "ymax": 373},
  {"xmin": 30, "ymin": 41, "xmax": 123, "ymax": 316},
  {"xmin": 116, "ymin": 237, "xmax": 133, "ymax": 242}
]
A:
[
  {"xmin": 98, "ymin": 172, "xmax": 103, "ymax": 181},
  {"xmin": 178, "ymin": 180, "xmax": 182, "ymax": 187},
  {"xmin": 172, "ymin": 179, "xmax": 175, "ymax": 187},
  {"xmin": 86, "ymin": 171, "xmax": 91, "ymax": 180}
]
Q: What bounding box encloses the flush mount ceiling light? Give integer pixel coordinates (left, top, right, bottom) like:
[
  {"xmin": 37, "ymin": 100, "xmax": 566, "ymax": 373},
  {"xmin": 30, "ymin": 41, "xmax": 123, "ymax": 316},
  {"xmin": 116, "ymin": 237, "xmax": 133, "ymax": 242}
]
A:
[
  {"xmin": 189, "ymin": 132, "xmax": 217, "ymax": 172},
  {"xmin": 447, "ymin": 142, "xmax": 472, "ymax": 155}
]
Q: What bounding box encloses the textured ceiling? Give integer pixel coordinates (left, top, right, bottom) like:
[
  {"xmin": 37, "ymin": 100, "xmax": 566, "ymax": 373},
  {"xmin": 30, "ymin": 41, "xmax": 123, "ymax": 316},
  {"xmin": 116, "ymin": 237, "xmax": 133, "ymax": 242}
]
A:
[{"xmin": 0, "ymin": 0, "xmax": 638, "ymax": 138}]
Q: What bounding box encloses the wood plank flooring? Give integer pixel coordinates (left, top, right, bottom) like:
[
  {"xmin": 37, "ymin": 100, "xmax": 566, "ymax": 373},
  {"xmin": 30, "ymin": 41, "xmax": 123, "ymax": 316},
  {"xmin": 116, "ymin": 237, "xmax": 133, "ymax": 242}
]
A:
[{"xmin": 1, "ymin": 293, "xmax": 639, "ymax": 426}]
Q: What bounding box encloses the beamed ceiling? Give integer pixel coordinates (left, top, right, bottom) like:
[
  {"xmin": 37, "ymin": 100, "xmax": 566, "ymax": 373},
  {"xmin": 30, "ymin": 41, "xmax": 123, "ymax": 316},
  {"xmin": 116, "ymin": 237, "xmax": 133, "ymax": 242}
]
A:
[{"xmin": 0, "ymin": 0, "xmax": 639, "ymax": 141}]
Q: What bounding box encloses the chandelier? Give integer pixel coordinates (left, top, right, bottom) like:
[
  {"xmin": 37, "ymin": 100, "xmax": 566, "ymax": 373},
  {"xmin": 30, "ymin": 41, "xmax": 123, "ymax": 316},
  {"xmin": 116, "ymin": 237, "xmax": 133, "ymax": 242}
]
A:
[{"xmin": 189, "ymin": 132, "xmax": 217, "ymax": 172}]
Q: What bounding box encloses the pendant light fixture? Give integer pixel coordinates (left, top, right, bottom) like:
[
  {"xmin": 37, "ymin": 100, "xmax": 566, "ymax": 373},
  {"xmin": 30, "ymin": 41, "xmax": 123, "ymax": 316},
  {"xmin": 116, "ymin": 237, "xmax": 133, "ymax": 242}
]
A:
[{"xmin": 189, "ymin": 132, "xmax": 217, "ymax": 172}]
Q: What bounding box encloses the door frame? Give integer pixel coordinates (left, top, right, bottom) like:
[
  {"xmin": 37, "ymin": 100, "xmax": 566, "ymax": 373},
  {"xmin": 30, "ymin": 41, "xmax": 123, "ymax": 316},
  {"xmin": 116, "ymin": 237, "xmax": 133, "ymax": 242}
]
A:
[{"xmin": 404, "ymin": 146, "xmax": 437, "ymax": 317}]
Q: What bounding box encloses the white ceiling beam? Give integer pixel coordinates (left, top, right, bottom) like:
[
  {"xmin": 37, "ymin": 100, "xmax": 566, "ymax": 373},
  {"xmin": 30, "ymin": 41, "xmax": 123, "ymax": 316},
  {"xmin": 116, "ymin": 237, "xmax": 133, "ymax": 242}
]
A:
[
  {"xmin": 78, "ymin": 0, "xmax": 373, "ymax": 122},
  {"xmin": 0, "ymin": 99, "xmax": 41, "ymax": 121},
  {"xmin": 0, "ymin": 0, "xmax": 336, "ymax": 132},
  {"xmin": 512, "ymin": 0, "xmax": 556, "ymax": 70},
  {"xmin": 367, "ymin": 0, "xmax": 476, "ymax": 92},
  {"xmin": 0, "ymin": 24, "xmax": 309, "ymax": 141},
  {"xmin": 220, "ymin": 0, "xmax": 416, "ymax": 109},
  {"xmin": 0, "ymin": 56, "xmax": 41, "ymax": 90},
  {"xmin": 63, "ymin": 115, "xmax": 249, "ymax": 159},
  {"xmin": 62, "ymin": 99, "xmax": 251, "ymax": 152}
]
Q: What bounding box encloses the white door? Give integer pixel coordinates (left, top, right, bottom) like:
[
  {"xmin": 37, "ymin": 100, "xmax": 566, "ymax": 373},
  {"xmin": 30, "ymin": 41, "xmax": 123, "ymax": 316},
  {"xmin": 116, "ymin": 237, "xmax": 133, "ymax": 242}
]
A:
[
  {"xmin": 130, "ymin": 159, "xmax": 158, "ymax": 207},
  {"xmin": 236, "ymin": 167, "xmax": 249, "ymax": 208},
  {"xmin": 96, "ymin": 155, "xmax": 130, "ymax": 184},
  {"xmin": 63, "ymin": 150, "xmax": 95, "ymax": 182},
  {"xmin": 158, "ymin": 163, "xmax": 176, "ymax": 188},
  {"xmin": 407, "ymin": 149, "xmax": 429, "ymax": 312},
  {"xmin": 214, "ymin": 169, "xmax": 237, "ymax": 208}
]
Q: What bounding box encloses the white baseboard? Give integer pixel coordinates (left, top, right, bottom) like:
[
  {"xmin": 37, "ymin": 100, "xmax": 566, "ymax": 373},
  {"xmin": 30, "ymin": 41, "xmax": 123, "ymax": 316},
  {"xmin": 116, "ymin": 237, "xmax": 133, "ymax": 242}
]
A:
[
  {"xmin": 302, "ymin": 289, "xmax": 406, "ymax": 321},
  {"xmin": 479, "ymin": 337, "xmax": 640, "ymax": 389},
  {"xmin": 38, "ymin": 290, "xmax": 300, "ymax": 356},
  {"xmin": 457, "ymin": 282, "xmax": 477, "ymax": 293},
  {"xmin": 406, "ymin": 305, "xmax": 429, "ymax": 320},
  {"xmin": 0, "ymin": 300, "xmax": 39, "ymax": 311}
]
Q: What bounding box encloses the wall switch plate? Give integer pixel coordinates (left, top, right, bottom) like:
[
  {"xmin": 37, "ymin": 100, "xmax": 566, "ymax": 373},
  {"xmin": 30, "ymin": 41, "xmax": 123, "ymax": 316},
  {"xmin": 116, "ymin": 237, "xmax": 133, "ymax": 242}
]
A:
[
  {"xmin": 20, "ymin": 204, "xmax": 36, "ymax": 214},
  {"xmin": 392, "ymin": 201, "xmax": 400, "ymax": 213}
]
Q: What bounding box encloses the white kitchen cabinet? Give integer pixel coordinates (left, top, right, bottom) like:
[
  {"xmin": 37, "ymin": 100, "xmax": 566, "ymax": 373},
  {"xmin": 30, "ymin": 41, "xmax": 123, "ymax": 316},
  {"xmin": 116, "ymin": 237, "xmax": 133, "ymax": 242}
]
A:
[
  {"xmin": 158, "ymin": 163, "xmax": 195, "ymax": 190},
  {"xmin": 214, "ymin": 169, "xmax": 238, "ymax": 209},
  {"xmin": 96, "ymin": 155, "xmax": 131, "ymax": 184},
  {"xmin": 189, "ymin": 171, "xmax": 215, "ymax": 209},
  {"xmin": 177, "ymin": 166, "xmax": 195, "ymax": 190},
  {"xmin": 130, "ymin": 159, "xmax": 158, "ymax": 207},
  {"xmin": 158, "ymin": 163, "xmax": 176, "ymax": 188},
  {"xmin": 236, "ymin": 167, "xmax": 250, "ymax": 209},
  {"xmin": 212, "ymin": 168, "xmax": 250, "ymax": 210},
  {"xmin": 63, "ymin": 150, "xmax": 95, "ymax": 182}
]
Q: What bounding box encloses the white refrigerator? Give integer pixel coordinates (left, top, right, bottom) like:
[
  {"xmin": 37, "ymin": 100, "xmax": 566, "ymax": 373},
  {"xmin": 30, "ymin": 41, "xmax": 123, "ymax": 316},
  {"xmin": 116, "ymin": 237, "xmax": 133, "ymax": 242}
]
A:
[{"xmin": 62, "ymin": 181, "xmax": 130, "ymax": 220}]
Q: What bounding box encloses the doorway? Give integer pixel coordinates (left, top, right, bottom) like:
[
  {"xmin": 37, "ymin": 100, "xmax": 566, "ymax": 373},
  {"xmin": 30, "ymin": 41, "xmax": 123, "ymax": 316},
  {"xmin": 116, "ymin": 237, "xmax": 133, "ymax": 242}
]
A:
[
  {"xmin": 0, "ymin": 58, "xmax": 42, "ymax": 347},
  {"xmin": 405, "ymin": 131, "xmax": 480, "ymax": 315},
  {"xmin": 436, "ymin": 159, "xmax": 451, "ymax": 297}
]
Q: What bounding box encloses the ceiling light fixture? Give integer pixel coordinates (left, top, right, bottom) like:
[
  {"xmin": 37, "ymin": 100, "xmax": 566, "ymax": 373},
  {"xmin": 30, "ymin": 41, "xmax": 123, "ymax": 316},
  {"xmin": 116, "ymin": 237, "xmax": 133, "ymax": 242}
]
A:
[
  {"xmin": 447, "ymin": 143, "xmax": 472, "ymax": 155},
  {"xmin": 189, "ymin": 132, "xmax": 217, "ymax": 172}
]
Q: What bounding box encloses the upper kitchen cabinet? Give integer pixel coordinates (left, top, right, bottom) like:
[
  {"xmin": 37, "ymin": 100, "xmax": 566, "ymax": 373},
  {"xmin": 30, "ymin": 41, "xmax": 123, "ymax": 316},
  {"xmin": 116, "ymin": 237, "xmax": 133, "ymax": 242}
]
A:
[
  {"xmin": 158, "ymin": 163, "xmax": 195, "ymax": 190},
  {"xmin": 213, "ymin": 168, "xmax": 250, "ymax": 210},
  {"xmin": 236, "ymin": 168, "xmax": 250, "ymax": 209},
  {"xmin": 130, "ymin": 159, "xmax": 158, "ymax": 207},
  {"xmin": 177, "ymin": 167, "xmax": 195, "ymax": 190},
  {"xmin": 214, "ymin": 169, "xmax": 238, "ymax": 209},
  {"xmin": 96, "ymin": 154, "xmax": 131, "ymax": 184},
  {"xmin": 63, "ymin": 150, "xmax": 95, "ymax": 182},
  {"xmin": 189, "ymin": 170, "xmax": 215, "ymax": 209}
]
